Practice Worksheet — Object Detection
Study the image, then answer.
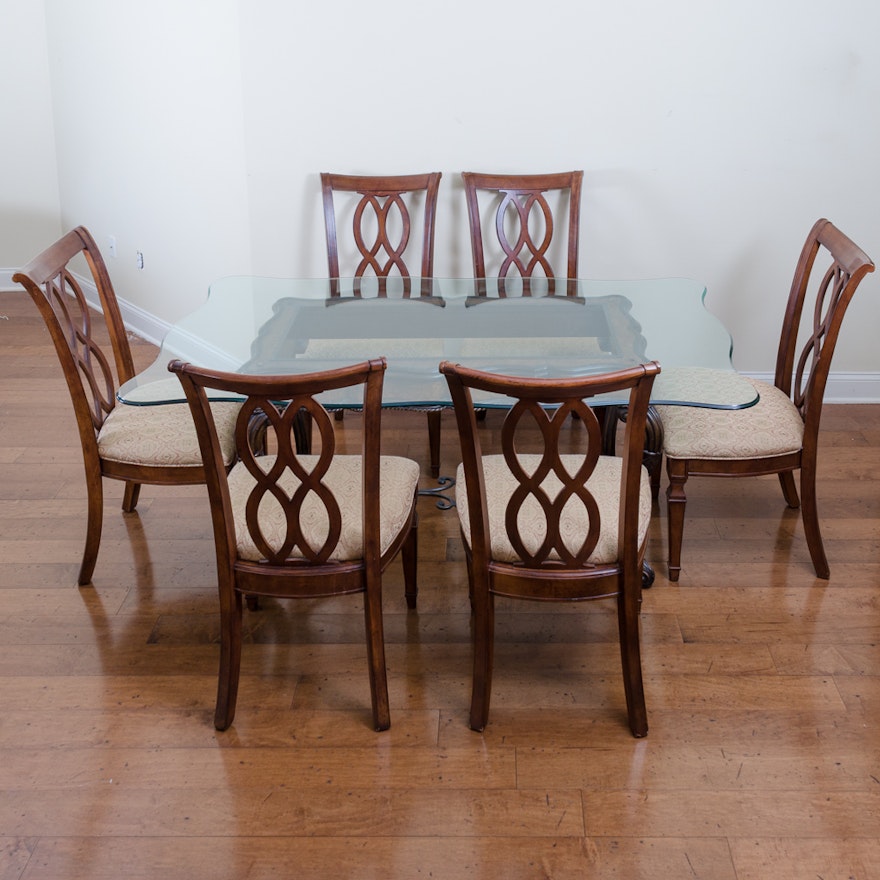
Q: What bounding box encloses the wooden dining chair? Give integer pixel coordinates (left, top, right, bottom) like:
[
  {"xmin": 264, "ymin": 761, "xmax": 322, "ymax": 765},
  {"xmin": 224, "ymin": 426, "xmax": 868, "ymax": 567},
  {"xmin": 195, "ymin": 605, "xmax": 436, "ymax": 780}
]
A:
[
  {"xmin": 13, "ymin": 227, "xmax": 241, "ymax": 586},
  {"xmin": 320, "ymin": 171, "xmax": 445, "ymax": 476},
  {"xmin": 321, "ymin": 172, "xmax": 442, "ymax": 295},
  {"xmin": 657, "ymin": 219, "xmax": 874, "ymax": 582},
  {"xmin": 440, "ymin": 359, "xmax": 661, "ymax": 735},
  {"xmin": 461, "ymin": 170, "xmax": 583, "ymax": 295},
  {"xmin": 168, "ymin": 356, "xmax": 420, "ymax": 732}
]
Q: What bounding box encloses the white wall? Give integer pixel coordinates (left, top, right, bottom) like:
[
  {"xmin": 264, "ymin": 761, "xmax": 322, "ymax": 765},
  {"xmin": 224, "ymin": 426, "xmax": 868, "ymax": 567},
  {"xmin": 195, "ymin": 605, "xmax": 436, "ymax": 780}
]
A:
[
  {"xmin": 0, "ymin": 0, "xmax": 61, "ymax": 266},
  {"xmin": 41, "ymin": 0, "xmax": 253, "ymax": 324},
  {"xmin": 4, "ymin": 0, "xmax": 879, "ymax": 382}
]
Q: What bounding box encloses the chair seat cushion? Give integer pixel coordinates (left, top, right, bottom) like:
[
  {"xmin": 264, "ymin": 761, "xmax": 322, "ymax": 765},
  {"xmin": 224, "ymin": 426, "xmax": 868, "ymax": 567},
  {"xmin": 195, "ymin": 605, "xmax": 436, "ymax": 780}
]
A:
[
  {"xmin": 657, "ymin": 377, "xmax": 804, "ymax": 460},
  {"xmin": 455, "ymin": 454, "xmax": 652, "ymax": 565},
  {"xmin": 228, "ymin": 454, "xmax": 420, "ymax": 562},
  {"xmin": 97, "ymin": 401, "xmax": 241, "ymax": 467}
]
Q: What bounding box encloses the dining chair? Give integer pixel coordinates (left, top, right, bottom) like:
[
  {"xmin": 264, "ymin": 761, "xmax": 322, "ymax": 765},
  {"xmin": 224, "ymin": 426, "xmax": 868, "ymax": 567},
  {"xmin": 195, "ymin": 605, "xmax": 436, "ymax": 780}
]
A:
[
  {"xmin": 13, "ymin": 226, "xmax": 241, "ymax": 586},
  {"xmin": 461, "ymin": 170, "xmax": 583, "ymax": 295},
  {"xmin": 657, "ymin": 218, "xmax": 874, "ymax": 582},
  {"xmin": 168, "ymin": 356, "xmax": 420, "ymax": 732},
  {"xmin": 440, "ymin": 359, "xmax": 661, "ymax": 735},
  {"xmin": 320, "ymin": 171, "xmax": 445, "ymax": 476}
]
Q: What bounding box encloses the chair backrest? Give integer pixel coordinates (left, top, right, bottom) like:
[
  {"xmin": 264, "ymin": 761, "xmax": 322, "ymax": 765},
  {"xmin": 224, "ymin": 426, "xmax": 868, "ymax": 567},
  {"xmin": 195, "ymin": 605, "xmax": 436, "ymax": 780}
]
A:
[
  {"xmin": 320, "ymin": 172, "xmax": 442, "ymax": 297},
  {"xmin": 169, "ymin": 357, "xmax": 387, "ymax": 589},
  {"xmin": 12, "ymin": 226, "xmax": 135, "ymax": 448},
  {"xmin": 461, "ymin": 171, "xmax": 583, "ymax": 293},
  {"xmin": 440, "ymin": 360, "xmax": 660, "ymax": 594},
  {"xmin": 775, "ymin": 219, "xmax": 874, "ymax": 435}
]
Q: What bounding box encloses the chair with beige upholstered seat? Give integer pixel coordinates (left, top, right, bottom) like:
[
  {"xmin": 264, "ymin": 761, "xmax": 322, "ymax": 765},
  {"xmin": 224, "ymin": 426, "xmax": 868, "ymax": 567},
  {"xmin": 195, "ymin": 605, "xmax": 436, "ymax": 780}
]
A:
[
  {"xmin": 13, "ymin": 226, "xmax": 240, "ymax": 586},
  {"xmin": 657, "ymin": 218, "xmax": 874, "ymax": 582},
  {"xmin": 169, "ymin": 356, "xmax": 420, "ymax": 732},
  {"xmin": 440, "ymin": 359, "xmax": 660, "ymax": 735}
]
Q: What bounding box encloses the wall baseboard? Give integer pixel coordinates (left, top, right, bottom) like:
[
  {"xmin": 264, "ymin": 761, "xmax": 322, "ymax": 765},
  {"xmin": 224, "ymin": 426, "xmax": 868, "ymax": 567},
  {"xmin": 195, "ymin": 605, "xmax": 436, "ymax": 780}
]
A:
[
  {"xmin": 743, "ymin": 372, "xmax": 880, "ymax": 404},
  {"xmin": 4, "ymin": 273, "xmax": 880, "ymax": 403},
  {"xmin": 1, "ymin": 271, "xmax": 171, "ymax": 347}
]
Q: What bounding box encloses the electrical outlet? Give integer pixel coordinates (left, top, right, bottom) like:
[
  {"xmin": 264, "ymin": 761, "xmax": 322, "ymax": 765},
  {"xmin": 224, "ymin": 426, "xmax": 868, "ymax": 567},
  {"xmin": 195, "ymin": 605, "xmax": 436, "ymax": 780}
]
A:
[
  {"xmin": 107, "ymin": 235, "xmax": 117, "ymax": 258},
  {"xmin": 136, "ymin": 251, "xmax": 144, "ymax": 270}
]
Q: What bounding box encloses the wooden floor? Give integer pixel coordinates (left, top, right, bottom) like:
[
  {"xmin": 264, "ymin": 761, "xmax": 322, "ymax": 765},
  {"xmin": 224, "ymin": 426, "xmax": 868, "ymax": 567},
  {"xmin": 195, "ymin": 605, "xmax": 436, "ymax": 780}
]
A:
[{"xmin": 1, "ymin": 289, "xmax": 878, "ymax": 879}]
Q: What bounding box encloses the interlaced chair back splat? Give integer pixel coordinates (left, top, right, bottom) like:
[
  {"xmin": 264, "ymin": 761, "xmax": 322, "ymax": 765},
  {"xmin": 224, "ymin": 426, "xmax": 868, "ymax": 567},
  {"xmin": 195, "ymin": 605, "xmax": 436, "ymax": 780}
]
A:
[
  {"xmin": 461, "ymin": 170, "xmax": 583, "ymax": 296},
  {"xmin": 321, "ymin": 172, "xmax": 442, "ymax": 298}
]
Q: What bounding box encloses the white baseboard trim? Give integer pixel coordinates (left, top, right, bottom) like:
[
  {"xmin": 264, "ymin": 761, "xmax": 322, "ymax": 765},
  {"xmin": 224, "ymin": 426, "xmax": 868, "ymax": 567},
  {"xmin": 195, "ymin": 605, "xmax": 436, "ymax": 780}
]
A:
[
  {"xmin": 116, "ymin": 297, "xmax": 170, "ymax": 348},
  {"xmin": 743, "ymin": 372, "xmax": 880, "ymax": 404},
  {"xmin": 5, "ymin": 269, "xmax": 880, "ymax": 403},
  {"xmin": 1, "ymin": 269, "xmax": 171, "ymax": 346}
]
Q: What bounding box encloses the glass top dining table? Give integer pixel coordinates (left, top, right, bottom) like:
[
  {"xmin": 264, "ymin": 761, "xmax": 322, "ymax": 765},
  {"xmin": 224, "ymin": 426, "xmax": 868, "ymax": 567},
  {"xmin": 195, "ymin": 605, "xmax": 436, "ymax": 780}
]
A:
[{"xmin": 118, "ymin": 276, "xmax": 756, "ymax": 410}]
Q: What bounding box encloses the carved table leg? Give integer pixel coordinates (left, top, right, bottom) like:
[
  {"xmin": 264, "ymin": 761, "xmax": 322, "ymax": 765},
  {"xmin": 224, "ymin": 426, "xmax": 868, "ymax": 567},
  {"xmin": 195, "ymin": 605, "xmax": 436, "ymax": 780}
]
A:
[{"xmin": 602, "ymin": 404, "xmax": 664, "ymax": 499}]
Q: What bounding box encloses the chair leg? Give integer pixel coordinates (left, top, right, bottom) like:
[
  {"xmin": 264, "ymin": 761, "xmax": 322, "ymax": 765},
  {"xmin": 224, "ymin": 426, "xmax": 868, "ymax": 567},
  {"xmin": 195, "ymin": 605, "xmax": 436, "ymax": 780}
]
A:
[
  {"xmin": 78, "ymin": 472, "xmax": 104, "ymax": 586},
  {"xmin": 665, "ymin": 458, "xmax": 688, "ymax": 582},
  {"xmin": 468, "ymin": 580, "xmax": 494, "ymax": 732},
  {"xmin": 778, "ymin": 470, "xmax": 800, "ymax": 509},
  {"xmin": 644, "ymin": 405, "xmax": 664, "ymax": 502},
  {"xmin": 214, "ymin": 587, "xmax": 243, "ymax": 731},
  {"xmin": 122, "ymin": 481, "xmax": 141, "ymax": 512},
  {"xmin": 402, "ymin": 509, "xmax": 419, "ymax": 609},
  {"xmin": 646, "ymin": 452, "xmax": 663, "ymax": 502},
  {"xmin": 427, "ymin": 410, "xmax": 441, "ymax": 479},
  {"xmin": 617, "ymin": 582, "xmax": 648, "ymax": 737},
  {"xmin": 363, "ymin": 572, "xmax": 391, "ymax": 731},
  {"xmin": 464, "ymin": 549, "xmax": 475, "ymax": 611},
  {"xmin": 799, "ymin": 459, "xmax": 830, "ymax": 579}
]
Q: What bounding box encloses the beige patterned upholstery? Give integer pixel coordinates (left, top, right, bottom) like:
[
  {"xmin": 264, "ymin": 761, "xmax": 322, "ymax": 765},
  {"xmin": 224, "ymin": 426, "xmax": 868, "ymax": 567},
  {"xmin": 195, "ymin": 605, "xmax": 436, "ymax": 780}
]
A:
[
  {"xmin": 97, "ymin": 402, "xmax": 241, "ymax": 467},
  {"xmin": 456, "ymin": 453, "xmax": 652, "ymax": 564},
  {"xmin": 657, "ymin": 377, "xmax": 804, "ymax": 460},
  {"xmin": 228, "ymin": 454, "xmax": 420, "ymax": 562}
]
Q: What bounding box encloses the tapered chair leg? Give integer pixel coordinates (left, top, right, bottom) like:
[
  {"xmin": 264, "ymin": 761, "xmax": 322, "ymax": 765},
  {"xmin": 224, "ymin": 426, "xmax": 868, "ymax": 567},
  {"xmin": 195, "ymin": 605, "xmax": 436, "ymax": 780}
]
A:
[
  {"xmin": 79, "ymin": 473, "xmax": 104, "ymax": 586},
  {"xmin": 469, "ymin": 584, "xmax": 494, "ymax": 732},
  {"xmin": 465, "ymin": 553, "xmax": 475, "ymax": 611},
  {"xmin": 122, "ymin": 481, "xmax": 141, "ymax": 512},
  {"xmin": 427, "ymin": 410, "xmax": 442, "ymax": 479},
  {"xmin": 214, "ymin": 590, "xmax": 243, "ymax": 731},
  {"xmin": 363, "ymin": 574, "xmax": 391, "ymax": 731},
  {"xmin": 665, "ymin": 459, "xmax": 688, "ymax": 582},
  {"xmin": 617, "ymin": 586, "xmax": 647, "ymax": 737},
  {"xmin": 401, "ymin": 511, "xmax": 419, "ymax": 610},
  {"xmin": 778, "ymin": 470, "xmax": 800, "ymax": 509},
  {"xmin": 799, "ymin": 459, "xmax": 830, "ymax": 579}
]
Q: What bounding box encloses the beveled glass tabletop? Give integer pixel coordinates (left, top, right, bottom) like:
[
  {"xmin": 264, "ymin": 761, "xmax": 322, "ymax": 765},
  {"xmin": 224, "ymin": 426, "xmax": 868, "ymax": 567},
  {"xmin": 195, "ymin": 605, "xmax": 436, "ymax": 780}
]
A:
[{"xmin": 119, "ymin": 276, "xmax": 757, "ymax": 410}]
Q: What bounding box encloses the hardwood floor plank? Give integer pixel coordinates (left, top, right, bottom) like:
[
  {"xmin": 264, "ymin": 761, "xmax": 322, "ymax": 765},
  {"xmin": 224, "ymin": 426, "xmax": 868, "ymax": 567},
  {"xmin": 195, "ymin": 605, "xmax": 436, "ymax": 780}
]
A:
[
  {"xmin": 0, "ymin": 745, "xmax": 517, "ymax": 791},
  {"xmin": 516, "ymin": 744, "xmax": 880, "ymax": 791},
  {"xmin": 729, "ymin": 836, "xmax": 880, "ymax": 880},
  {"xmin": 0, "ymin": 709, "xmax": 441, "ymax": 750},
  {"xmin": 18, "ymin": 835, "xmax": 739, "ymax": 880},
  {"xmin": 439, "ymin": 708, "xmax": 876, "ymax": 749},
  {"xmin": 581, "ymin": 790, "xmax": 880, "ymax": 837},
  {"xmin": 0, "ymin": 675, "xmax": 293, "ymax": 712},
  {"xmin": 0, "ymin": 838, "xmax": 35, "ymax": 880},
  {"xmin": 0, "ymin": 788, "xmax": 585, "ymax": 838}
]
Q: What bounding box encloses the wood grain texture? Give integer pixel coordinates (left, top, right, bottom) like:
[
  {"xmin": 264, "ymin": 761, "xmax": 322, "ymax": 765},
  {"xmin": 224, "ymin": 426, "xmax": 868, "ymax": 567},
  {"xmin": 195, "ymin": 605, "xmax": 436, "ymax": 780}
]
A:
[{"xmin": 0, "ymin": 290, "xmax": 878, "ymax": 879}]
